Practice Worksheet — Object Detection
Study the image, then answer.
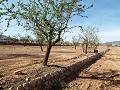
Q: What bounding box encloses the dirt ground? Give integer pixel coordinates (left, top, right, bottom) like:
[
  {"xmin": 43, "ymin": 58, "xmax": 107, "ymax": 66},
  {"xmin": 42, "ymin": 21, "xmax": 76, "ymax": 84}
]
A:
[
  {"xmin": 0, "ymin": 45, "xmax": 97, "ymax": 89},
  {"xmin": 64, "ymin": 47, "xmax": 120, "ymax": 90},
  {"xmin": 0, "ymin": 45, "xmax": 107, "ymax": 89}
]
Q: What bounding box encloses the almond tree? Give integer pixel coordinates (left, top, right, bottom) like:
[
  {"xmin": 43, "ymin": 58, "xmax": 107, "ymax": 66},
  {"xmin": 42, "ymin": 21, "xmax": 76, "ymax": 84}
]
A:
[
  {"xmin": 11, "ymin": 35, "xmax": 19, "ymax": 46},
  {"xmin": 72, "ymin": 36, "xmax": 79, "ymax": 49},
  {"xmin": 79, "ymin": 28, "xmax": 90, "ymax": 54},
  {"xmin": 0, "ymin": 0, "xmax": 93, "ymax": 66},
  {"xmin": 89, "ymin": 29, "xmax": 100, "ymax": 49},
  {"xmin": 6, "ymin": 35, "xmax": 14, "ymax": 43},
  {"xmin": 20, "ymin": 34, "xmax": 32, "ymax": 46},
  {"xmin": 34, "ymin": 30, "xmax": 45, "ymax": 51},
  {"xmin": 79, "ymin": 26, "xmax": 100, "ymax": 54}
]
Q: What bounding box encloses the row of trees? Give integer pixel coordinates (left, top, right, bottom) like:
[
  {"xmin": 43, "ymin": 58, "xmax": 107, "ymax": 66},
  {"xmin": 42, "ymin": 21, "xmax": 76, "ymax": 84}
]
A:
[
  {"xmin": 0, "ymin": 0, "xmax": 93, "ymax": 66},
  {"xmin": 0, "ymin": 32, "xmax": 47, "ymax": 51},
  {"xmin": 72, "ymin": 26, "xmax": 100, "ymax": 54},
  {"xmin": 80, "ymin": 26, "xmax": 100, "ymax": 54},
  {"xmin": 6, "ymin": 34, "xmax": 33, "ymax": 44}
]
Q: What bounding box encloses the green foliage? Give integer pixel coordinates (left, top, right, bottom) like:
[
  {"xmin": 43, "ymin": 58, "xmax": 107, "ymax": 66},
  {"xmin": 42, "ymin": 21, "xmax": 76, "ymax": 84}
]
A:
[
  {"xmin": 0, "ymin": 0, "xmax": 92, "ymax": 65},
  {"xmin": 0, "ymin": 0, "xmax": 92, "ymax": 45},
  {"xmin": 34, "ymin": 29, "xmax": 45, "ymax": 44}
]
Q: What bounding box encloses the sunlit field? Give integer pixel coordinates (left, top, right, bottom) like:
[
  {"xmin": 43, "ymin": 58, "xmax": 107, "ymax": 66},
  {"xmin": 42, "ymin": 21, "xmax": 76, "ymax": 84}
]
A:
[
  {"xmin": 0, "ymin": 45, "xmax": 99, "ymax": 89},
  {"xmin": 64, "ymin": 47, "xmax": 120, "ymax": 90}
]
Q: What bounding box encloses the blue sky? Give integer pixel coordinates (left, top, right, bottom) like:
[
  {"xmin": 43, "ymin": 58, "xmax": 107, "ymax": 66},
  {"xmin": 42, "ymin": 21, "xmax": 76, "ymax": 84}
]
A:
[
  {"xmin": 1, "ymin": 0, "xmax": 120, "ymax": 43},
  {"xmin": 65, "ymin": 0, "xmax": 120, "ymax": 43}
]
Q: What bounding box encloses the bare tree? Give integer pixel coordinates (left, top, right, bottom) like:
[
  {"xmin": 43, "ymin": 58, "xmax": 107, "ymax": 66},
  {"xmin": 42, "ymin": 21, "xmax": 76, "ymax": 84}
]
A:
[
  {"xmin": 79, "ymin": 26, "xmax": 100, "ymax": 54},
  {"xmin": 79, "ymin": 29, "xmax": 90, "ymax": 54},
  {"xmin": 89, "ymin": 27, "xmax": 100, "ymax": 49},
  {"xmin": 63, "ymin": 41, "xmax": 72, "ymax": 46},
  {"xmin": 72, "ymin": 36, "xmax": 79, "ymax": 49}
]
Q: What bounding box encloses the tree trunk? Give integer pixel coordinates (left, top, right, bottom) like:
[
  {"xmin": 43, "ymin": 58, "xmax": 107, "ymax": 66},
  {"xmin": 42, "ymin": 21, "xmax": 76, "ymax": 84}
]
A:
[
  {"xmin": 85, "ymin": 44, "xmax": 88, "ymax": 54},
  {"xmin": 43, "ymin": 44, "xmax": 52, "ymax": 66},
  {"xmin": 40, "ymin": 44, "xmax": 43, "ymax": 51},
  {"xmin": 12, "ymin": 43, "xmax": 14, "ymax": 46},
  {"xmin": 24, "ymin": 42, "xmax": 26, "ymax": 47},
  {"xmin": 39, "ymin": 42, "xmax": 43, "ymax": 51},
  {"xmin": 82, "ymin": 44, "xmax": 84, "ymax": 52},
  {"xmin": 75, "ymin": 45, "xmax": 76, "ymax": 49}
]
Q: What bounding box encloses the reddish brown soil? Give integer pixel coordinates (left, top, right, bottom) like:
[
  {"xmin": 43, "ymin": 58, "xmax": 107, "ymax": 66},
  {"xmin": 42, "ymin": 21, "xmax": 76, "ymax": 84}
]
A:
[
  {"xmin": 0, "ymin": 45, "xmax": 107, "ymax": 89},
  {"xmin": 64, "ymin": 47, "xmax": 120, "ymax": 90},
  {"xmin": 0, "ymin": 45, "xmax": 89, "ymax": 89}
]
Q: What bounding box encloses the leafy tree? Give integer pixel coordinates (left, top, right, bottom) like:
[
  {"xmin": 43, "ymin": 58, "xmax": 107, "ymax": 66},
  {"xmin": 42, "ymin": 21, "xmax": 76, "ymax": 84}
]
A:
[
  {"xmin": 72, "ymin": 36, "xmax": 79, "ymax": 49},
  {"xmin": 0, "ymin": 0, "xmax": 93, "ymax": 66}
]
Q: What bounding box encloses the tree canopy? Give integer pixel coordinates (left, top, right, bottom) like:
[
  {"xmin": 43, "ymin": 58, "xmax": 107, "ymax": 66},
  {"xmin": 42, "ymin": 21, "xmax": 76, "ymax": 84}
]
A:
[
  {"xmin": 0, "ymin": 0, "xmax": 93, "ymax": 65},
  {"xmin": 79, "ymin": 26, "xmax": 100, "ymax": 53}
]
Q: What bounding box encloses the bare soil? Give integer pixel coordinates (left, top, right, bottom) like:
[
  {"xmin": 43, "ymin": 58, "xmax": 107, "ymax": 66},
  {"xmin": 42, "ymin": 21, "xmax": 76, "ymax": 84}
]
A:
[
  {"xmin": 0, "ymin": 45, "xmax": 103, "ymax": 89},
  {"xmin": 0, "ymin": 45, "xmax": 108, "ymax": 89},
  {"xmin": 64, "ymin": 47, "xmax": 120, "ymax": 90}
]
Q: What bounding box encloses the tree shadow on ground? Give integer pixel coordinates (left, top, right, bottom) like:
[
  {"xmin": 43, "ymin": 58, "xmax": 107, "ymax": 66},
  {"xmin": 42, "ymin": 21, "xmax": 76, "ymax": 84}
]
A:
[
  {"xmin": 51, "ymin": 53, "xmax": 119, "ymax": 90},
  {"xmin": 51, "ymin": 57, "xmax": 100, "ymax": 90},
  {"xmin": 78, "ymin": 70, "xmax": 120, "ymax": 86},
  {"xmin": 79, "ymin": 70, "xmax": 119, "ymax": 80}
]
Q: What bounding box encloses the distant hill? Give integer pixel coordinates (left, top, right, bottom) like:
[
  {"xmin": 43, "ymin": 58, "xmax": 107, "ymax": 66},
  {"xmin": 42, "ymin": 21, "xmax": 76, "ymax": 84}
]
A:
[
  {"xmin": 112, "ymin": 41, "xmax": 120, "ymax": 46},
  {"xmin": 111, "ymin": 41, "xmax": 120, "ymax": 44},
  {"xmin": 105, "ymin": 41, "xmax": 120, "ymax": 46}
]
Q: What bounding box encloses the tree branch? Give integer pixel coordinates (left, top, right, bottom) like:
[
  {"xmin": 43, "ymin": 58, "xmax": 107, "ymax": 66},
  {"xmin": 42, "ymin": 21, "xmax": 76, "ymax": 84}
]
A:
[{"xmin": 52, "ymin": 26, "xmax": 67, "ymax": 45}]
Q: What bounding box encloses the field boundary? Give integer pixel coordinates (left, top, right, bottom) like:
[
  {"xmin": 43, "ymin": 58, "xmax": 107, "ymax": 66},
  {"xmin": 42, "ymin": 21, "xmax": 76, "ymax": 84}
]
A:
[{"xmin": 16, "ymin": 49, "xmax": 110, "ymax": 90}]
